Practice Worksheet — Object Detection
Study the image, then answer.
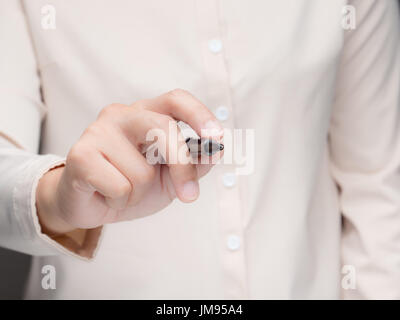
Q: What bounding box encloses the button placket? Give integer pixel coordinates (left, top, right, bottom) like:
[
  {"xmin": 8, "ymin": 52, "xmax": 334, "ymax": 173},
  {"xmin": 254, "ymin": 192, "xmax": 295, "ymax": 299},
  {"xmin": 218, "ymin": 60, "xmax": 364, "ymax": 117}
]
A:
[{"xmin": 195, "ymin": 0, "xmax": 247, "ymax": 299}]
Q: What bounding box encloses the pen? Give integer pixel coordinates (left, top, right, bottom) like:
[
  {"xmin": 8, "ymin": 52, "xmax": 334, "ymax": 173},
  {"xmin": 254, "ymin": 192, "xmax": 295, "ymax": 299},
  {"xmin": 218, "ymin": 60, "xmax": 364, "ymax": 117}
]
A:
[
  {"xmin": 142, "ymin": 137, "xmax": 224, "ymax": 158},
  {"xmin": 185, "ymin": 137, "xmax": 224, "ymax": 156}
]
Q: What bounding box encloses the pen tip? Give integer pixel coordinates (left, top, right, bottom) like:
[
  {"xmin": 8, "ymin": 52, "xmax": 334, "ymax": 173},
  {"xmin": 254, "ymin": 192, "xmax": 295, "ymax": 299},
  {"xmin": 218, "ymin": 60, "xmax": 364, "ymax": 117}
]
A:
[{"xmin": 219, "ymin": 144, "xmax": 224, "ymax": 151}]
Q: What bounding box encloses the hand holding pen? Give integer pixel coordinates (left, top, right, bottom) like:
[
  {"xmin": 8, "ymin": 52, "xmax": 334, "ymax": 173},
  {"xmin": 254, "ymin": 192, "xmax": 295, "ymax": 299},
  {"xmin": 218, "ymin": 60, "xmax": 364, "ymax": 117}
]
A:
[{"xmin": 36, "ymin": 90, "xmax": 224, "ymax": 237}]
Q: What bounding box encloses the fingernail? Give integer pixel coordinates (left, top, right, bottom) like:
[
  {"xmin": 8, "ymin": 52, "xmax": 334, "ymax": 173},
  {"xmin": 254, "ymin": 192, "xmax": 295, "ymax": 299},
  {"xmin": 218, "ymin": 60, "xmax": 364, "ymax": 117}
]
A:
[
  {"xmin": 202, "ymin": 120, "xmax": 224, "ymax": 138},
  {"xmin": 181, "ymin": 180, "xmax": 199, "ymax": 201}
]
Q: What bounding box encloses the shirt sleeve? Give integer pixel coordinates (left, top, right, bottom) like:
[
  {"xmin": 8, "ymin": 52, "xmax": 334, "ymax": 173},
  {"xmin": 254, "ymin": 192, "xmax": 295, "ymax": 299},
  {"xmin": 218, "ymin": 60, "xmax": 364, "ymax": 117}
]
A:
[
  {"xmin": 329, "ymin": 0, "xmax": 400, "ymax": 299},
  {"xmin": 0, "ymin": 0, "xmax": 103, "ymax": 260}
]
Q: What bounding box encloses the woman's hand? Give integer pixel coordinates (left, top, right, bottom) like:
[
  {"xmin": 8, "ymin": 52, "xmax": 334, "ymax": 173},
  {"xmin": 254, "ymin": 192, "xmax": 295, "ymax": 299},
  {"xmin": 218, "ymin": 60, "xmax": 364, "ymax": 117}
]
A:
[{"xmin": 35, "ymin": 89, "xmax": 223, "ymax": 235}]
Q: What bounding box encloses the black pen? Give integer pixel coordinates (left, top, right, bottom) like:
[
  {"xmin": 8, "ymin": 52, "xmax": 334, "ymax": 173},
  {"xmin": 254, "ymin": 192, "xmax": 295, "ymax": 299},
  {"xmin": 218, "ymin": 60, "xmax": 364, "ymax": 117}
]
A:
[
  {"xmin": 142, "ymin": 137, "xmax": 224, "ymax": 158},
  {"xmin": 185, "ymin": 137, "xmax": 224, "ymax": 156}
]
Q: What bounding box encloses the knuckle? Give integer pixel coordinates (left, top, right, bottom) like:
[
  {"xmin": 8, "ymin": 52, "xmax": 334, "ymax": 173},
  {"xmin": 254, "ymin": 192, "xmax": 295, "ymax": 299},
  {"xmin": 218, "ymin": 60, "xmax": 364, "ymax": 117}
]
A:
[
  {"xmin": 130, "ymin": 99, "xmax": 149, "ymax": 110},
  {"xmin": 166, "ymin": 88, "xmax": 191, "ymax": 101},
  {"xmin": 67, "ymin": 143, "xmax": 90, "ymax": 166},
  {"xmin": 98, "ymin": 103, "xmax": 125, "ymax": 119},
  {"xmin": 82, "ymin": 123, "xmax": 104, "ymax": 138},
  {"xmin": 70, "ymin": 176, "xmax": 90, "ymax": 193},
  {"xmin": 112, "ymin": 180, "xmax": 132, "ymax": 199},
  {"xmin": 129, "ymin": 107, "xmax": 148, "ymax": 124}
]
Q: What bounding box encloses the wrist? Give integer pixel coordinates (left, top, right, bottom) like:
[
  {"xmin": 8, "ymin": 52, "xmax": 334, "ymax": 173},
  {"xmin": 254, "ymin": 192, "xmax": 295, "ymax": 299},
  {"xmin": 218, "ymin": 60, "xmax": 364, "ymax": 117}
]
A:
[{"xmin": 35, "ymin": 166, "xmax": 76, "ymax": 236}]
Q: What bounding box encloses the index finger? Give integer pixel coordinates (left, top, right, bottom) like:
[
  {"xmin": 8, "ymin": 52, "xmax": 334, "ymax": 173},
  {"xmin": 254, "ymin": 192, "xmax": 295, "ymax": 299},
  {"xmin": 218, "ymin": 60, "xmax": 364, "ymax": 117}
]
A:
[{"xmin": 139, "ymin": 89, "xmax": 224, "ymax": 139}]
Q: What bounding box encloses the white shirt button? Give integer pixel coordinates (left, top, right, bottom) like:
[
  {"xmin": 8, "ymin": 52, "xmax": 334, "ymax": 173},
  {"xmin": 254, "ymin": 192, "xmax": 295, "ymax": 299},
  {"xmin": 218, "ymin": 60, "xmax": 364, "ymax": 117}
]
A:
[
  {"xmin": 215, "ymin": 106, "xmax": 229, "ymax": 121},
  {"xmin": 222, "ymin": 172, "xmax": 236, "ymax": 188},
  {"xmin": 208, "ymin": 39, "xmax": 223, "ymax": 53},
  {"xmin": 227, "ymin": 235, "xmax": 241, "ymax": 251}
]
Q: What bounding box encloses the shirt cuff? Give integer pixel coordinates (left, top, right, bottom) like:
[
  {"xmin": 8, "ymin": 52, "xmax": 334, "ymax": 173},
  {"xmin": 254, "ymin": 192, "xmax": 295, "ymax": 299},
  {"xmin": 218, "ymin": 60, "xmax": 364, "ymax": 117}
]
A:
[{"xmin": 13, "ymin": 154, "xmax": 104, "ymax": 260}]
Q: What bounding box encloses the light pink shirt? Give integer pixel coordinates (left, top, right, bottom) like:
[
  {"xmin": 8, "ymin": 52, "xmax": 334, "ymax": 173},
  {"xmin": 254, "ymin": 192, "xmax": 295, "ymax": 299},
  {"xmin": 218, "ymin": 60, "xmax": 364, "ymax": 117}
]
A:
[{"xmin": 0, "ymin": 0, "xmax": 399, "ymax": 299}]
